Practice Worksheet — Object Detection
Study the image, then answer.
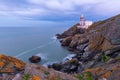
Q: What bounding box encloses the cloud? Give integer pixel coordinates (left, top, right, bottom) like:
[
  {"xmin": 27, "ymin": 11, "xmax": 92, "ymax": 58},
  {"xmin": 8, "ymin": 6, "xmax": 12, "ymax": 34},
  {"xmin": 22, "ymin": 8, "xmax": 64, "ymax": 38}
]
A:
[
  {"xmin": 0, "ymin": 0, "xmax": 120, "ymax": 21},
  {"xmin": 92, "ymin": 0, "xmax": 120, "ymax": 16}
]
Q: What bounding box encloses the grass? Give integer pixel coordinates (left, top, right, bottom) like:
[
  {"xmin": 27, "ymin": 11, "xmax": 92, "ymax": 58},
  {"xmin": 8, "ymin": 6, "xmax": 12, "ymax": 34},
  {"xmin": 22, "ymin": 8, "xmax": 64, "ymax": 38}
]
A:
[
  {"xmin": 75, "ymin": 74, "xmax": 83, "ymax": 80},
  {"xmin": 85, "ymin": 72, "xmax": 93, "ymax": 80},
  {"xmin": 115, "ymin": 56, "xmax": 120, "ymax": 60},
  {"xmin": 101, "ymin": 54, "xmax": 110, "ymax": 62},
  {"xmin": 44, "ymin": 71, "xmax": 50, "ymax": 75},
  {"xmin": 23, "ymin": 74, "xmax": 30, "ymax": 80}
]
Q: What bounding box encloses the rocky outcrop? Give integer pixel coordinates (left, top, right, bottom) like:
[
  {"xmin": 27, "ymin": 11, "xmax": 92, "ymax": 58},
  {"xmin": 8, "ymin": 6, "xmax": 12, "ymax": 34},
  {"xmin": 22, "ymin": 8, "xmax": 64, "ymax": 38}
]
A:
[
  {"xmin": 0, "ymin": 54, "xmax": 26, "ymax": 73},
  {"xmin": 56, "ymin": 24, "xmax": 85, "ymax": 39},
  {"xmin": 82, "ymin": 61, "xmax": 120, "ymax": 80},
  {"xmin": 29, "ymin": 55, "xmax": 41, "ymax": 63},
  {"xmin": 61, "ymin": 36, "xmax": 72, "ymax": 46},
  {"xmin": 49, "ymin": 59, "xmax": 83, "ymax": 74},
  {"xmin": 55, "ymin": 14, "xmax": 120, "ymax": 79},
  {"xmin": 12, "ymin": 63, "xmax": 78, "ymax": 80},
  {"xmin": 26, "ymin": 63, "xmax": 78, "ymax": 80}
]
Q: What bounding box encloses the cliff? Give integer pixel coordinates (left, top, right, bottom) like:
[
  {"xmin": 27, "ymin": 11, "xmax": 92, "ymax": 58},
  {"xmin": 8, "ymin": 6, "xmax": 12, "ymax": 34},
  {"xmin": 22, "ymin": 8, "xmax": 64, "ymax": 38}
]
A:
[{"xmin": 55, "ymin": 14, "xmax": 120, "ymax": 80}]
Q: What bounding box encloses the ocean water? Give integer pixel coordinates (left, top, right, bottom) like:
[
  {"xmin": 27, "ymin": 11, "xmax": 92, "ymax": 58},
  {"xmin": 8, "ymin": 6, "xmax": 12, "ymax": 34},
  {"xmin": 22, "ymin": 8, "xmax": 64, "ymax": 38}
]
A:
[{"xmin": 0, "ymin": 26, "xmax": 71, "ymax": 65}]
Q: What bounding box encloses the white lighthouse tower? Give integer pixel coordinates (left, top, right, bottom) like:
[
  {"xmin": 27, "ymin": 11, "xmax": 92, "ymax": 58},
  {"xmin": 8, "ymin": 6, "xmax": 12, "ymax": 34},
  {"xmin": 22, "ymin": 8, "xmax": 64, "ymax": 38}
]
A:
[
  {"xmin": 77, "ymin": 14, "xmax": 93, "ymax": 29},
  {"xmin": 79, "ymin": 14, "xmax": 85, "ymax": 26}
]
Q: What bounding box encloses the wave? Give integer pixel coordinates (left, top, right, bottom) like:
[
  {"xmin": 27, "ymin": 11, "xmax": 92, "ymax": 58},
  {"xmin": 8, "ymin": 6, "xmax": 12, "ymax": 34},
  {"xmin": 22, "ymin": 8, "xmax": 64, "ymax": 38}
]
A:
[
  {"xmin": 43, "ymin": 54, "xmax": 76, "ymax": 66},
  {"xmin": 51, "ymin": 36, "xmax": 57, "ymax": 40},
  {"xmin": 62, "ymin": 54, "xmax": 76, "ymax": 63},
  {"xmin": 35, "ymin": 53, "xmax": 48, "ymax": 60},
  {"xmin": 42, "ymin": 61, "xmax": 59, "ymax": 67},
  {"xmin": 14, "ymin": 40, "xmax": 56, "ymax": 58}
]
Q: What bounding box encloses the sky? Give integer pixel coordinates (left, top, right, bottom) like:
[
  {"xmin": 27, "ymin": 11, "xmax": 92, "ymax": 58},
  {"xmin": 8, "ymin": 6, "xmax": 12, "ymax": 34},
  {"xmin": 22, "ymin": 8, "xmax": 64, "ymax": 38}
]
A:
[{"xmin": 0, "ymin": 0, "xmax": 120, "ymax": 26}]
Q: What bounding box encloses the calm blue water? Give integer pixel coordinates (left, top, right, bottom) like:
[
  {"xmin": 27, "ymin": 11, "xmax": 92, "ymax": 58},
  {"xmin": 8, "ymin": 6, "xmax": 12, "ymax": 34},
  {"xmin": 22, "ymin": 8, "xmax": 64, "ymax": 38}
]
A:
[{"xmin": 0, "ymin": 26, "xmax": 71, "ymax": 65}]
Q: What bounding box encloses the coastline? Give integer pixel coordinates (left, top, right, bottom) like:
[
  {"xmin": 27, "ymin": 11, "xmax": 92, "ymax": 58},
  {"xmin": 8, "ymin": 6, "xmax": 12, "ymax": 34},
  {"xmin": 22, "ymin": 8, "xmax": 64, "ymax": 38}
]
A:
[{"xmin": 0, "ymin": 14, "xmax": 120, "ymax": 80}]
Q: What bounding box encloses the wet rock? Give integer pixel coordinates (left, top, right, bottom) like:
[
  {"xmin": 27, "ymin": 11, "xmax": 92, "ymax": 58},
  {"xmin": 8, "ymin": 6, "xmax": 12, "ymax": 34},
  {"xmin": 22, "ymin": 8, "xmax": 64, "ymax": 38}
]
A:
[
  {"xmin": 56, "ymin": 34, "xmax": 65, "ymax": 39},
  {"xmin": 68, "ymin": 47, "xmax": 75, "ymax": 52},
  {"xmin": 50, "ymin": 59, "xmax": 82, "ymax": 74},
  {"xmin": 62, "ymin": 60, "xmax": 82, "ymax": 73},
  {"xmin": 60, "ymin": 40, "xmax": 63, "ymax": 43},
  {"xmin": 29, "ymin": 56, "xmax": 41, "ymax": 63},
  {"xmin": 50, "ymin": 63, "xmax": 63, "ymax": 71}
]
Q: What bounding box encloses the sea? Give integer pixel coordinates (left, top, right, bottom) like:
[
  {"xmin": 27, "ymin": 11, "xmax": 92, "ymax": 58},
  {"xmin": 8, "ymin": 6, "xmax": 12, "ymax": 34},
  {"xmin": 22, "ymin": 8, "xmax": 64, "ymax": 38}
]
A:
[{"xmin": 0, "ymin": 23, "xmax": 75, "ymax": 65}]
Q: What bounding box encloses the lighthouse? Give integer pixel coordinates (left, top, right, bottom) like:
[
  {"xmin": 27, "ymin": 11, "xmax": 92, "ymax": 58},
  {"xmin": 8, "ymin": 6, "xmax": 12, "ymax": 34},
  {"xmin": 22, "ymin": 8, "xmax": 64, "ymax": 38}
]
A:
[
  {"xmin": 77, "ymin": 14, "xmax": 93, "ymax": 29},
  {"xmin": 80, "ymin": 14, "xmax": 85, "ymax": 26}
]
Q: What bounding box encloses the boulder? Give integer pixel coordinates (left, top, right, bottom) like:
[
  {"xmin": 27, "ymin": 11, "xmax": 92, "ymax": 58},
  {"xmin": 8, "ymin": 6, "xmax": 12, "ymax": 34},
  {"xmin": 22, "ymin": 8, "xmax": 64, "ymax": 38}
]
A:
[
  {"xmin": 50, "ymin": 63, "xmax": 63, "ymax": 71},
  {"xmin": 29, "ymin": 56, "xmax": 41, "ymax": 63},
  {"xmin": 62, "ymin": 60, "xmax": 82, "ymax": 73}
]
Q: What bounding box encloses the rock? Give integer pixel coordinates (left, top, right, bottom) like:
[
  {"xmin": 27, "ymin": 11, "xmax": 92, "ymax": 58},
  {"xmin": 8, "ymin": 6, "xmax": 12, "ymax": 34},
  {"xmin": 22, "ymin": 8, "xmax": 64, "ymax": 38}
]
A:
[
  {"xmin": 106, "ymin": 58, "xmax": 117, "ymax": 64},
  {"xmin": 50, "ymin": 63, "xmax": 63, "ymax": 71},
  {"xmin": 61, "ymin": 24, "xmax": 85, "ymax": 38},
  {"xmin": 56, "ymin": 34, "xmax": 64, "ymax": 39},
  {"xmin": 12, "ymin": 73, "xmax": 23, "ymax": 80},
  {"xmin": 60, "ymin": 40, "xmax": 63, "ymax": 43},
  {"xmin": 61, "ymin": 36, "xmax": 72, "ymax": 46},
  {"xmin": 29, "ymin": 56, "xmax": 41, "ymax": 63},
  {"xmin": 68, "ymin": 47, "xmax": 75, "ymax": 52},
  {"xmin": 50, "ymin": 59, "xmax": 83, "ymax": 73},
  {"xmin": 62, "ymin": 60, "xmax": 82, "ymax": 73},
  {"xmin": 76, "ymin": 43, "xmax": 88, "ymax": 53},
  {"xmin": 56, "ymin": 24, "xmax": 86, "ymax": 39},
  {"xmin": 0, "ymin": 54, "xmax": 77, "ymax": 80},
  {"xmin": 0, "ymin": 54, "xmax": 26, "ymax": 73},
  {"xmin": 2, "ymin": 74, "xmax": 8, "ymax": 80},
  {"xmin": 83, "ymin": 61, "xmax": 120, "ymax": 80},
  {"xmin": 24, "ymin": 63, "xmax": 77, "ymax": 80}
]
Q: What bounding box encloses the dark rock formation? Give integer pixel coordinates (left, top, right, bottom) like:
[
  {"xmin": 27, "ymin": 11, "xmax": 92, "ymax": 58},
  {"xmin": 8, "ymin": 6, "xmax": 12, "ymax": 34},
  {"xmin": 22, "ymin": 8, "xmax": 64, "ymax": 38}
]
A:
[
  {"xmin": 61, "ymin": 36, "xmax": 72, "ymax": 46},
  {"xmin": 56, "ymin": 24, "xmax": 85, "ymax": 39},
  {"xmin": 49, "ymin": 59, "xmax": 83, "ymax": 74},
  {"xmin": 29, "ymin": 56, "xmax": 41, "ymax": 63}
]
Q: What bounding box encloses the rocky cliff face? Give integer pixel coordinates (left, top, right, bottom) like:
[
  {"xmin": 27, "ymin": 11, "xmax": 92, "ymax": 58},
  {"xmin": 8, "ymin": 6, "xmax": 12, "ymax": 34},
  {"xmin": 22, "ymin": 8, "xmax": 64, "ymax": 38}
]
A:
[{"xmin": 55, "ymin": 14, "xmax": 120, "ymax": 80}]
